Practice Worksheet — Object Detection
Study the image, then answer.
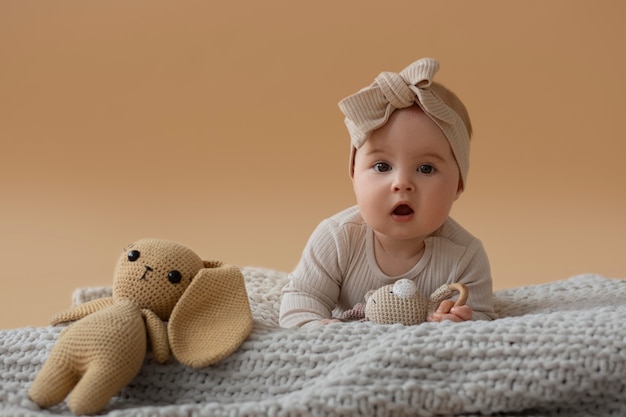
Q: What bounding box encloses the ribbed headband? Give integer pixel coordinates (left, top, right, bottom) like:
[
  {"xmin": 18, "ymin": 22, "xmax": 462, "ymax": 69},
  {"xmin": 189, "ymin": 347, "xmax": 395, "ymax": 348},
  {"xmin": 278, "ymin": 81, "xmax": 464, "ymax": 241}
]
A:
[{"xmin": 338, "ymin": 57, "xmax": 470, "ymax": 188}]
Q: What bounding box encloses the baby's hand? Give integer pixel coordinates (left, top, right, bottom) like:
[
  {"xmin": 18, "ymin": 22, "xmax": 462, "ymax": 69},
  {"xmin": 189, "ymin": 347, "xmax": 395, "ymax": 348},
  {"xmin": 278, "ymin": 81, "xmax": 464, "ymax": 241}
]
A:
[
  {"xmin": 319, "ymin": 318, "xmax": 343, "ymax": 325},
  {"xmin": 428, "ymin": 300, "xmax": 472, "ymax": 322}
]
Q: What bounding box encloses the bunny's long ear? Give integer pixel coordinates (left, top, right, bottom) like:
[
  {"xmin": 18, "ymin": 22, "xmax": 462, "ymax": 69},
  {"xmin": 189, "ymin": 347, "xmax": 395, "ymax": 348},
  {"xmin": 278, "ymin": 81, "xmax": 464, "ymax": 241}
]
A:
[{"xmin": 168, "ymin": 261, "xmax": 253, "ymax": 369}]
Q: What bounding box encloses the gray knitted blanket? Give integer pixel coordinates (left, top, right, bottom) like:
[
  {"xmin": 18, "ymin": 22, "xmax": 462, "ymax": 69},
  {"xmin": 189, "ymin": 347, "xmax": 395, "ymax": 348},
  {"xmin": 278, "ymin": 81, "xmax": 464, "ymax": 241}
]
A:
[{"xmin": 1, "ymin": 268, "xmax": 625, "ymax": 417}]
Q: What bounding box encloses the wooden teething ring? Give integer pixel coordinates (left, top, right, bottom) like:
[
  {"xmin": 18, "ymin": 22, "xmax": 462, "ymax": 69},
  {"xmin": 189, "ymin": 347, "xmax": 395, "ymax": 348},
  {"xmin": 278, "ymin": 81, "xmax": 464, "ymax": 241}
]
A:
[{"xmin": 447, "ymin": 283, "xmax": 469, "ymax": 307}]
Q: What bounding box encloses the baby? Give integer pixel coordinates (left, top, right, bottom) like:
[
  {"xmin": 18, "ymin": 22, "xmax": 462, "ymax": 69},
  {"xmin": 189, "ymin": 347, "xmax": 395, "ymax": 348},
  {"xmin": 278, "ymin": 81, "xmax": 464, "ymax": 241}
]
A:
[{"xmin": 279, "ymin": 58, "xmax": 497, "ymax": 328}]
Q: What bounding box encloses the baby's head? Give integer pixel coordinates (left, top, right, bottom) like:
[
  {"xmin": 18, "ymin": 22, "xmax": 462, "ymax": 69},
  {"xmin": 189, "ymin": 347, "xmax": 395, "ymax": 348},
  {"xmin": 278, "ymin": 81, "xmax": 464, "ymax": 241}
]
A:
[{"xmin": 338, "ymin": 58, "xmax": 472, "ymax": 190}]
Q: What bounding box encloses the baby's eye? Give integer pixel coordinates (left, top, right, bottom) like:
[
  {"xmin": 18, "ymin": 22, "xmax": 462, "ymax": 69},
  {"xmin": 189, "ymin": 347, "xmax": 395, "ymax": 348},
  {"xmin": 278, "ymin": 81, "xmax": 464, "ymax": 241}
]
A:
[
  {"xmin": 418, "ymin": 164, "xmax": 435, "ymax": 174},
  {"xmin": 128, "ymin": 250, "xmax": 141, "ymax": 262},
  {"xmin": 168, "ymin": 270, "xmax": 183, "ymax": 284},
  {"xmin": 373, "ymin": 162, "xmax": 391, "ymax": 173}
]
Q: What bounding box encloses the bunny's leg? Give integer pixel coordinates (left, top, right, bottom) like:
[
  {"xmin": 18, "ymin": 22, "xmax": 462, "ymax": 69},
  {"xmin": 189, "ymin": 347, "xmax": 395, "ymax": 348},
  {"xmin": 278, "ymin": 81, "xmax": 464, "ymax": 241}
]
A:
[
  {"xmin": 29, "ymin": 355, "xmax": 79, "ymax": 408},
  {"xmin": 67, "ymin": 359, "xmax": 143, "ymax": 415}
]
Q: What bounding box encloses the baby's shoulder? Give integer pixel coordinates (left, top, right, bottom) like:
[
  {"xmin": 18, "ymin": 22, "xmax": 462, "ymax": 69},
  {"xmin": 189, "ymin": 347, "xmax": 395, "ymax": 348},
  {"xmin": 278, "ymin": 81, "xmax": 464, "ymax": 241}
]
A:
[
  {"xmin": 320, "ymin": 205, "xmax": 366, "ymax": 230},
  {"xmin": 313, "ymin": 206, "xmax": 369, "ymax": 246},
  {"xmin": 432, "ymin": 217, "xmax": 481, "ymax": 248}
]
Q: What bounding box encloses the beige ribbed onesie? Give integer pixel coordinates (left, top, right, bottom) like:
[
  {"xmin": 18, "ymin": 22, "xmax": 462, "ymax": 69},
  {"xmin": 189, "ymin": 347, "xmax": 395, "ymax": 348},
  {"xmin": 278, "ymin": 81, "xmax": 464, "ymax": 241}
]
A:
[{"xmin": 279, "ymin": 205, "xmax": 497, "ymax": 328}]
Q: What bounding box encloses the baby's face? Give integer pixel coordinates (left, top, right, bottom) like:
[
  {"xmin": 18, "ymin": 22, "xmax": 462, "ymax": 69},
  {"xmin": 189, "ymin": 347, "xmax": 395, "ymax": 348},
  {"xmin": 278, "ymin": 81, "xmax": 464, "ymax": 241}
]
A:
[{"xmin": 352, "ymin": 106, "xmax": 462, "ymax": 246}]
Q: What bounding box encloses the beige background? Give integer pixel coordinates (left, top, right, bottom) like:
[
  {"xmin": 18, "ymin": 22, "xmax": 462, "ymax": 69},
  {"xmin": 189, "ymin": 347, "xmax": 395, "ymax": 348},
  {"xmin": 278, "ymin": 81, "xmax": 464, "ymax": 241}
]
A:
[{"xmin": 2, "ymin": 0, "xmax": 625, "ymax": 329}]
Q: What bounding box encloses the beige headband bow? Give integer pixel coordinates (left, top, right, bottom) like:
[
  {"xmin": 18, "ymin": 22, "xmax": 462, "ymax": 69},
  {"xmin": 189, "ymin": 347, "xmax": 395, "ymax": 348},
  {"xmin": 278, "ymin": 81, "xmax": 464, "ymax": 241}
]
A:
[{"xmin": 338, "ymin": 57, "xmax": 470, "ymax": 188}]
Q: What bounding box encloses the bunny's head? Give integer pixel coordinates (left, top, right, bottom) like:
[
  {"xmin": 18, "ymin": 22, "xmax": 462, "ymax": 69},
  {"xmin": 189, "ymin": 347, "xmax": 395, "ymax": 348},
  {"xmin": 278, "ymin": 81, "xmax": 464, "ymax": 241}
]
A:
[{"xmin": 113, "ymin": 239, "xmax": 205, "ymax": 320}]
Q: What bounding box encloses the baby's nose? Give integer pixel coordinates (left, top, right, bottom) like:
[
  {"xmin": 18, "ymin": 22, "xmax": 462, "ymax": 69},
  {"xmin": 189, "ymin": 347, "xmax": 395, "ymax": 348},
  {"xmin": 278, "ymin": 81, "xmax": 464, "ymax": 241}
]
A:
[{"xmin": 392, "ymin": 174, "xmax": 415, "ymax": 192}]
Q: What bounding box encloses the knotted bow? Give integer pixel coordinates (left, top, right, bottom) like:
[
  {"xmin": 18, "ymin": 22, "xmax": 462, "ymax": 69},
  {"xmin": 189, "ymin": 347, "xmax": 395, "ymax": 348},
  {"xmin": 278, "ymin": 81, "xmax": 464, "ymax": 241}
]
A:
[{"xmin": 338, "ymin": 57, "xmax": 470, "ymax": 188}]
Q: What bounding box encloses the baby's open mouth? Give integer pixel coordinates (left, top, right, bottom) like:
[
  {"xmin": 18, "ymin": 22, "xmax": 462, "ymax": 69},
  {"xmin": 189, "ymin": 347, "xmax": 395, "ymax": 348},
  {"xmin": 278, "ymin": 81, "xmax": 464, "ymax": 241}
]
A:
[{"xmin": 393, "ymin": 204, "xmax": 414, "ymax": 216}]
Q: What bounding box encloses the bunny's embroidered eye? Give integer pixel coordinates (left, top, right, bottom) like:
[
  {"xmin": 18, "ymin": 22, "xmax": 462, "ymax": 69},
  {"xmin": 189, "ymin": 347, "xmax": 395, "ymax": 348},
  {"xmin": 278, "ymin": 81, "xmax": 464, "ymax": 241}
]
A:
[
  {"xmin": 168, "ymin": 270, "xmax": 182, "ymax": 284},
  {"xmin": 128, "ymin": 250, "xmax": 141, "ymax": 262}
]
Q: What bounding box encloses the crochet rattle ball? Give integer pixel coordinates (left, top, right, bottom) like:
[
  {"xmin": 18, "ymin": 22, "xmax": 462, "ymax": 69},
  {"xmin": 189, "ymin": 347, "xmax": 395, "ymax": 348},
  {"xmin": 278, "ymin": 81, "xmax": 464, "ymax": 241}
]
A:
[{"xmin": 345, "ymin": 279, "xmax": 468, "ymax": 325}]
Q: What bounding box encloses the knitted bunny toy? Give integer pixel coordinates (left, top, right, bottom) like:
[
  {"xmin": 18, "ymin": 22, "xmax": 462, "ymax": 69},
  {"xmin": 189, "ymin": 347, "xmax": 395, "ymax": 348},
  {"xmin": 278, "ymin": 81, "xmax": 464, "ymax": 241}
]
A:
[
  {"xmin": 344, "ymin": 279, "xmax": 468, "ymax": 325},
  {"xmin": 29, "ymin": 238, "xmax": 253, "ymax": 415}
]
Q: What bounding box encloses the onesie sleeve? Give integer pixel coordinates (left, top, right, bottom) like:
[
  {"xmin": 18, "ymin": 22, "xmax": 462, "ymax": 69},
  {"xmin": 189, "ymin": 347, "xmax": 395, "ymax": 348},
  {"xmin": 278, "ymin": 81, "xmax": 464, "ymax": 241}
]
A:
[
  {"xmin": 279, "ymin": 218, "xmax": 347, "ymax": 328},
  {"xmin": 453, "ymin": 239, "xmax": 498, "ymax": 321}
]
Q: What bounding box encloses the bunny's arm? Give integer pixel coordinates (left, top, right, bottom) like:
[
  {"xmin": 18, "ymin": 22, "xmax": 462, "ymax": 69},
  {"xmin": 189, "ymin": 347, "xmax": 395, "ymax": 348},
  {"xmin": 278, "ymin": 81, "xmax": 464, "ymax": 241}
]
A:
[
  {"xmin": 50, "ymin": 297, "xmax": 115, "ymax": 325},
  {"xmin": 142, "ymin": 309, "xmax": 170, "ymax": 364}
]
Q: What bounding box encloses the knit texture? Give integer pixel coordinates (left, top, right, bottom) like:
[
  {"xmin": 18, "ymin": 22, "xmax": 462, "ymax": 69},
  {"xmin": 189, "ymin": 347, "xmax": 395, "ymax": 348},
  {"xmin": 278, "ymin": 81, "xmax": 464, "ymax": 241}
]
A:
[
  {"xmin": 28, "ymin": 300, "xmax": 148, "ymax": 415},
  {"xmin": 168, "ymin": 260, "xmax": 254, "ymax": 368},
  {"xmin": 2, "ymin": 268, "xmax": 625, "ymax": 416}
]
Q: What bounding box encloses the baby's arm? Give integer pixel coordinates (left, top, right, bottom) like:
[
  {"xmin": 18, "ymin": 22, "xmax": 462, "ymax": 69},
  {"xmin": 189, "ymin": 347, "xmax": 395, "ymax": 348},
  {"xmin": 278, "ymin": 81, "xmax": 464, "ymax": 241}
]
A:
[
  {"xmin": 424, "ymin": 238, "xmax": 496, "ymax": 323},
  {"xmin": 279, "ymin": 219, "xmax": 345, "ymax": 328},
  {"xmin": 279, "ymin": 282, "xmax": 339, "ymax": 327},
  {"xmin": 449, "ymin": 239, "xmax": 497, "ymax": 321}
]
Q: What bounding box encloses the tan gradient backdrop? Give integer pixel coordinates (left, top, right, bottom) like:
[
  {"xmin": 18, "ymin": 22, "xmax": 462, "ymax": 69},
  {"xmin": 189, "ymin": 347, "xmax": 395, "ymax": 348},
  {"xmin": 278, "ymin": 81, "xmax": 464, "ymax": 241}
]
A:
[{"xmin": 1, "ymin": 1, "xmax": 625, "ymax": 329}]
